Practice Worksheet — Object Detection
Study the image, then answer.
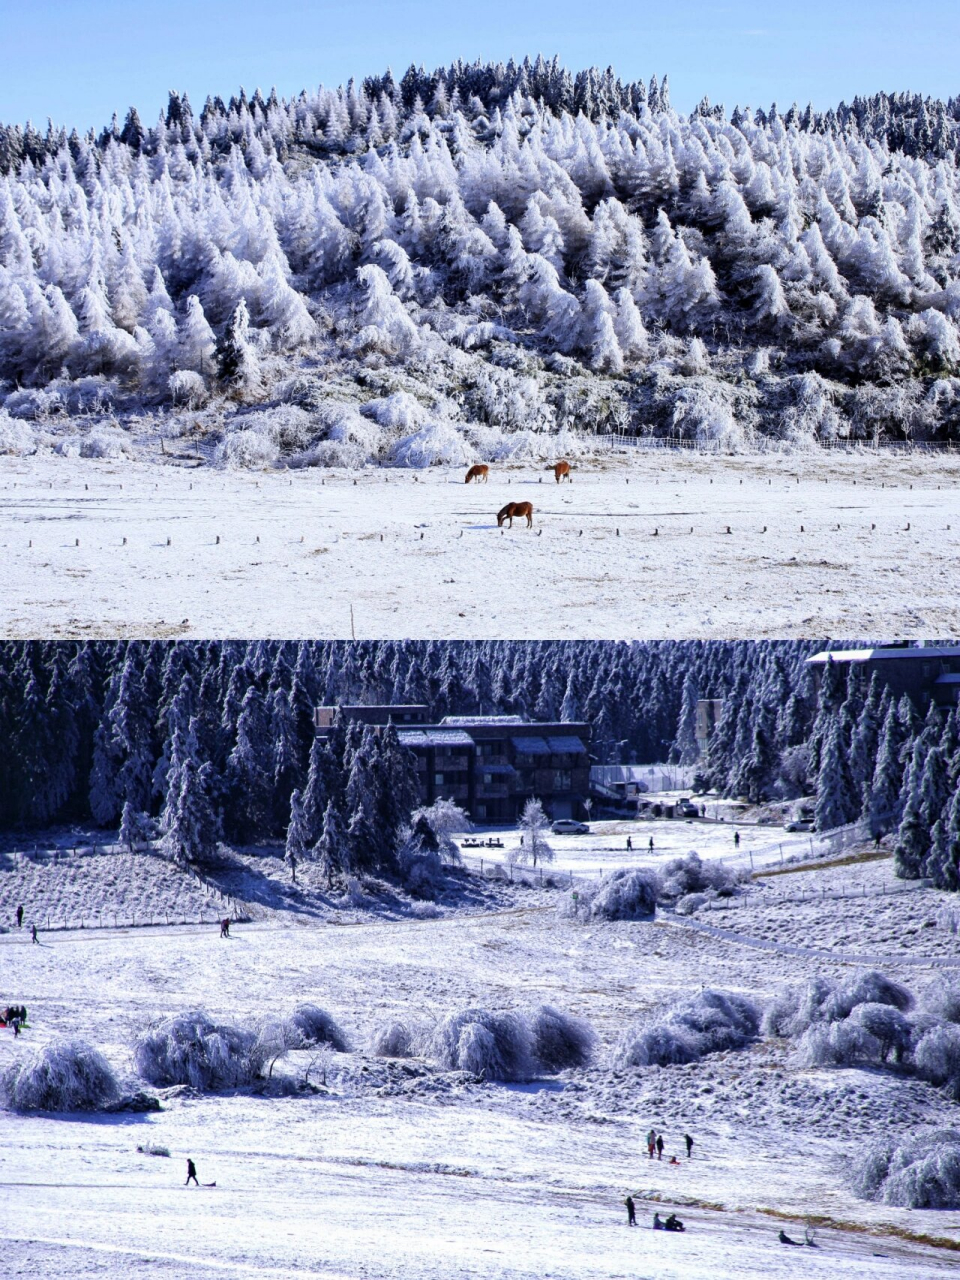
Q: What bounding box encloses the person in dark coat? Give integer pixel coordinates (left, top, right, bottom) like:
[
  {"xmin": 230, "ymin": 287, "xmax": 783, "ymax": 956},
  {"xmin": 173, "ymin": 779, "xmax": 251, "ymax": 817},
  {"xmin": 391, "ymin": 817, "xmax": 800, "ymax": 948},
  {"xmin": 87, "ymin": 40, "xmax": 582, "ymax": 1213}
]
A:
[
  {"xmin": 734, "ymin": 831, "xmax": 741, "ymax": 848},
  {"xmin": 16, "ymin": 905, "xmax": 23, "ymax": 928},
  {"xmin": 648, "ymin": 836, "xmax": 654, "ymax": 851},
  {"xmin": 664, "ymin": 1213, "xmax": 684, "ymax": 1232},
  {"xmin": 624, "ymin": 1195, "xmax": 636, "ymax": 1226},
  {"xmin": 685, "ymin": 1133, "xmax": 694, "ymax": 1158},
  {"xmin": 778, "ymin": 1229, "xmax": 801, "ymax": 1245},
  {"xmin": 656, "ymin": 1134, "xmax": 664, "ymax": 1160},
  {"xmin": 31, "ymin": 924, "xmax": 38, "ymax": 944},
  {"xmin": 186, "ymin": 1158, "xmax": 199, "ymax": 1186},
  {"xmin": 220, "ymin": 918, "xmax": 230, "ymax": 938}
]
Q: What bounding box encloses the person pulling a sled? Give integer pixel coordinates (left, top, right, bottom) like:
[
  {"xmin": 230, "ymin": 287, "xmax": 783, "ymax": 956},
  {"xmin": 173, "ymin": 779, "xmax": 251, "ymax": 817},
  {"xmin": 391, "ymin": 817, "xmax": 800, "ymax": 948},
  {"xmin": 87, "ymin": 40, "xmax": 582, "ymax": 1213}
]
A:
[{"xmin": 186, "ymin": 1158, "xmax": 199, "ymax": 1186}]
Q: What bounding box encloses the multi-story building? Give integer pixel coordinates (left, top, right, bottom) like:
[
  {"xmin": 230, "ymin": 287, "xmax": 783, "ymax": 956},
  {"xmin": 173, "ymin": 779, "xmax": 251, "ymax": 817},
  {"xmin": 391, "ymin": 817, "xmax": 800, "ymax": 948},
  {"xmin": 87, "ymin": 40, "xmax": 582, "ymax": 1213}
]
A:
[
  {"xmin": 806, "ymin": 643, "xmax": 960, "ymax": 708},
  {"xmin": 314, "ymin": 707, "xmax": 592, "ymax": 822}
]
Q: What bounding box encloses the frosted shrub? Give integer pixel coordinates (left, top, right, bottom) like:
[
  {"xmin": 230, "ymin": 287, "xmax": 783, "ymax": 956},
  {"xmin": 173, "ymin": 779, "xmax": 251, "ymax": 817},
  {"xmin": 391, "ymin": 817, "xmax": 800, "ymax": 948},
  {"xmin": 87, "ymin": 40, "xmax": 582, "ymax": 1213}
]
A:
[
  {"xmin": 361, "ymin": 391, "xmax": 428, "ymax": 432},
  {"xmin": 853, "ymin": 1130, "xmax": 960, "ymax": 1209},
  {"xmin": 660, "ymin": 851, "xmax": 739, "ymax": 899},
  {"xmin": 914, "ymin": 1025, "xmax": 960, "ymax": 1098},
  {"xmin": 217, "ymin": 426, "xmax": 280, "ymax": 469},
  {"xmin": 0, "ymin": 412, "xmax": 45, "ymax": 456},
  {"xmin": 57, "ymin": 425, "xmax": 134, "ymax": 460},
  {"xmin": 763, "ymin": 972, "xmax": 913, "ymax": 1038},
  {"xmin": 368, "ymin": 1017, "xmax": 431, "ymax": 1059},
  {"xmin": 675, "ymin": 891, "xmax": 709, "ymax": 916},
  {"xmin": 168, "ymin": 370, "xmax": 208, "ymax": 407},
  {"xmin": 288, "ymin": 1004, "xmax": 349, "ymax": 1052},
  {"xmin": 528, "ymin": 1004, "xmax": 596, "ymax": 1072},
  {"xmin": 587, "ymin": 867, "xmax": 660, "ymax": 921},
  {"xmin": 1, "ymin": 1039, "xmax": 119, "ymax": 1112},
  {"xmin": 134, "ymin": 1010, "xmax": 259, "ymax": 1090},
  {"xmin": 849, "ymin": 1003, "xmax": 912, "ymax": 1063},
  {"xmin": 671, "ymin": 384, "xmax": 753, "ymax": 452},
  {"xmin": 390, "ymin": 420, "xmax": 478, "ymax": 468},
  {"xmin": 615, "ymin": 989, "xmax": 760, "ymax": 1068},
  {"xmin": 920, "ymin": 978, "xmax": 960, "ymax": 1024},
  {"xmin": 793, "ymin": 1019, "xmax": 882, "ymax": 1068},
  {"xmin": 429, "ymin": 1008, "xmax": 534, "ymax": 1081},
  {"xmin": 4, "ymin": 387, "xmax": 64, "ymax": 420}
]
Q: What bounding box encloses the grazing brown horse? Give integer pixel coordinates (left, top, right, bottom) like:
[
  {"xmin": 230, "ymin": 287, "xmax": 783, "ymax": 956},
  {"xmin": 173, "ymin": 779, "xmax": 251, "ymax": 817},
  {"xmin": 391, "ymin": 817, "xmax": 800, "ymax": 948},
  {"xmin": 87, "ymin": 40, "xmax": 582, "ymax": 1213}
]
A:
[
  {"xmin": 465, "ymin": 464, "xmax": 489, "ymax": 484},
  {"xmin": 497, "ymin": 501, "xmax": 534, "ymax": 528},
  {"xmin": 551, "ymin": 460, "xmax": 572, "ymax": 483}
]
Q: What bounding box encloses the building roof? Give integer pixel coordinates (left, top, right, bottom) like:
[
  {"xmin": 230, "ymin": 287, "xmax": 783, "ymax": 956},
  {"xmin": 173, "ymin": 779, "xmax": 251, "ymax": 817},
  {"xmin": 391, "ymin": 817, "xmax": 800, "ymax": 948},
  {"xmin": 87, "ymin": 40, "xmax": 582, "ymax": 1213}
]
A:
[
  {"xmin": 512, "ymin": 735, "xmax": 550, "ymax": 754},
  {"xmin": 546, "ymin": 735, "xmax": 587, "ymax": 754},
  {"xmin": 441, "ymin": 715, "xmax": 526, "ymax": 725},
  {"xmin": 807, "ymin": 645, "xmax": 960, "ymax": 664},
  {"xmin": 397, "ymin": 729, "xmax": 475, "ymax": 748},
  {"xmin": 477, "ymin": 762, "xmax": 517, "ymax": 776},
  {"xmin": 935, "ymin": 673, "xmax": 960, "ymax": 685}
]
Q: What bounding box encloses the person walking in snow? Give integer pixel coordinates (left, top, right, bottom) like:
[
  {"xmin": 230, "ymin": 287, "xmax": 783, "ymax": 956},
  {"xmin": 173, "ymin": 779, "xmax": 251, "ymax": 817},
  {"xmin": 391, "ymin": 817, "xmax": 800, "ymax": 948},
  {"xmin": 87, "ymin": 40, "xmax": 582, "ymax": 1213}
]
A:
[
  {"xmin": 734, "ymin": 830, "xmax": 741, "ymax": 849},
  {"xmin": 625, "ymin": 1195, "xmax": 636, "ymax": 1226},
  {"xmin": 646, "ymin": 1128, "xmax": 656, "ymax": 1159},
  {"xmin": 685, "ymin": 1133, "xmax": 694, "ymax": 1158},
  {"xmin": 656, "ymin": 1134, "xmax": 664, "ymax": 1161},
  {"xmin": 648, "ymin": 836, "xmax": 654, "ymax": 852},
  {"xmin": 16, "ymin": 905, "xmax": 23, "ymax": 928},
  {"xmin": 186, "ymin": 1158, "xmax": 199, "ymax": 1186},
  {"xmin": 626, "ymin": 836, "xmax": 633, "ymax": 851},
  {"xmin": 30, "ymin": 924, "xmax": 38, "ymax": 944},
  {"xmin": 220, "ymin": 917, "xmax": 230, "ymax": 939}
]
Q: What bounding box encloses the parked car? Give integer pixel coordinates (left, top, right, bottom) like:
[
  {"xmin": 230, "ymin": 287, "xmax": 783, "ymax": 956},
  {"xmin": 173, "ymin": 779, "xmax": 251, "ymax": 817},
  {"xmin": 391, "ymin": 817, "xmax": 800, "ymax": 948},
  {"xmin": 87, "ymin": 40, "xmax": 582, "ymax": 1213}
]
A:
[
  {"xmin": 676, "ymin": 798, "xmax": 699, "ymax": 818},
  {"xmin": 551, "ymin": 819, "xmax": 590, "ymax": 835},
  {"xmin": 785, "ymin": 820, "xmax": 812, "ymax": 833}
]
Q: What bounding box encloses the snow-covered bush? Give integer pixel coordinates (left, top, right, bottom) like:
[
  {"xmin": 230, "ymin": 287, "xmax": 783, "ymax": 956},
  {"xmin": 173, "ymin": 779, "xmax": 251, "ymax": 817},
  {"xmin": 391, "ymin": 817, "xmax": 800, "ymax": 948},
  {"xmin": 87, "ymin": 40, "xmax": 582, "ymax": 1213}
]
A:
[
  {"xmin": 849, "ymin": 1002, "xmax": 912, "ymax": 1063},
  {"xmin": 615, "ymin": 989, "xmax": 760, "ymax": 1068},
  {"xmin": 763, "ymin": 971, "xmax": 913, "ymax": 1039},
  {"xmin": 368, "ymin": 1017, "xmax": 431, "ymax": 1059},
  {"xmin": 527, "ymin": 1004, "xmax": 596, "ymax": 1072},
  {"xmin": 57, "ymin": 424, "xmax": 134, "ymax": 460},
  {"xmin": 4, "ymin": 387, "xmax": 64, "ymax": 420},
  {"xmin": 853, "ymin": 1129, "xmax": 960, "ymax": 1208},
  {"xmin": 361, "ymin": 390, "xmax": 428, "ymax": 432},
  {"xmin": 586, "ymin": 867, "xmax": 660, "ymax": 921},
  {"xmin": 675, "ymin": 891, "xmax": 709, "ymax": 916},
  {"xmin": 660, "ymin": 851, "xmax": 740, "ymax": 899},
  {"xmin": 429, "ymin": 1008, "xmax": 534, "ymax": 1081},
  {"xmin": 168, "ymin": 370, "xmax": 208, "ymax": 407},
  {"xmin": 1, "ymin": 1039, "xmax": 119, "ymax": 1112},
  {"xmin": 134, "ymin": 1010, "xmax": 260, "ymax": 1090},
  {"xmin": 287, "ymin": 1004, "xmax": 349, "ymax": 1052},
  {"xmin": 793, "ymin": 1019, "xmax": 882, "ymax": 1068},
  {"xmin": 0, "ymin": 412, "xmax": 46, "ymax": 455},
  {"xmin": 217, "ymin": 427, "xmax": 280, "ymax": 468},
  {"xmin": 914, "ymin": 1024, "xmax": 960, "ymax": 1098},
  {"xmin": 408, "ymin": 799, "xmax": 469, "ymax": 864},
  {"xmin": 920, "ymin": 978, "xmax": 960, "ymax": 1024},
  {"xmin": 410, "ymin": 900, "xmax": 441, "ymax": 920},
  {"xmin": 390, "ymin": 419, "xmax": 478, "ymax": 468}
]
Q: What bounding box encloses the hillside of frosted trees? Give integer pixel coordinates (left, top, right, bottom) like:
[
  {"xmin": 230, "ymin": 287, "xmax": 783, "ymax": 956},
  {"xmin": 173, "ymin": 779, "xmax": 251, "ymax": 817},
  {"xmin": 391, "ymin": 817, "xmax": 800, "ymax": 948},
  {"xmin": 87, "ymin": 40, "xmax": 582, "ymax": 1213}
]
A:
[
  {"xmin": 3, "ymin": 58, "xmax": 960, "ymax": 465},
  {"xmin": 2, "ymin": 639, "xmax": 959, "ymax": 891}
]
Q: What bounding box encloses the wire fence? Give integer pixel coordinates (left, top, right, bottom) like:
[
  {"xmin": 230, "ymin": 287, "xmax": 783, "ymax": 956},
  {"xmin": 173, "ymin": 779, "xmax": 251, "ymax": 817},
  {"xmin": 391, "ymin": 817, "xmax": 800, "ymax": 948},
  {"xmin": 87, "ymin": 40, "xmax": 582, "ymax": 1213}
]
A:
[{"xmin": 597, "ymin": 431, "xmax": 960, "ymax": 454}]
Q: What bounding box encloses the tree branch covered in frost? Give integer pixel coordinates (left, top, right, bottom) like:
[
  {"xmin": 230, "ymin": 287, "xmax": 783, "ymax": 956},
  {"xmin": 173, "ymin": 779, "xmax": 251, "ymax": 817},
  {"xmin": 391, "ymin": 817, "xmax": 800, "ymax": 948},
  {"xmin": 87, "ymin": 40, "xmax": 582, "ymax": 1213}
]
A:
[
  {"xmin": 614, "ymin": 989, "xmax": 760, "ymax": 1068},
  {"xmin": 562, "ymin": 866, "xmax": 661, "ymax": 921},
  {"xmin": 1, "ymin": 1039, "xmax": 120, "ymax": 1112},
  {"xmin": 134, "ymin": 1010, "xmax": 263, "ymax": 1090}
]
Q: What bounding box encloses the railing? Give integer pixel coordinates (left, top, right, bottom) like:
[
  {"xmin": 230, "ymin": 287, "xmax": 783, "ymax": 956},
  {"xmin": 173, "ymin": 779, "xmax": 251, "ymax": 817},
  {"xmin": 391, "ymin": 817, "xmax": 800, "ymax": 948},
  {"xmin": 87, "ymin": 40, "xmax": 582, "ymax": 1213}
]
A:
[{"xmin": 596, "ymin": 430, "xmax": 960, "ymax": 454}]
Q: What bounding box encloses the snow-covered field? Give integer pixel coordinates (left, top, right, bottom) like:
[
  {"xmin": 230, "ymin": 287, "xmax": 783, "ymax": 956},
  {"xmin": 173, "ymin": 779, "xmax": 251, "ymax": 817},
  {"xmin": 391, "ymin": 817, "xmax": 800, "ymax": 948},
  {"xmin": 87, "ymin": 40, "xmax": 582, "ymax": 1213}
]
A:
[
  {"xmin": 1, "ymin": 847, "xmax": 959, "ymax": 1278},
  {"xmin": 2, "ymin": 449, "xmax": 959, "ymax": 638}
]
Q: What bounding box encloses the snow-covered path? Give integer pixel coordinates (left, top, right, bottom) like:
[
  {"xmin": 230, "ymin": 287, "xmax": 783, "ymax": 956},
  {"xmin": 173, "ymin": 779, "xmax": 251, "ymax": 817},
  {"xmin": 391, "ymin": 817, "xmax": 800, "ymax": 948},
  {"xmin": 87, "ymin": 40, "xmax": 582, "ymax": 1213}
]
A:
[{"xmin": 2, "ymin": 450, "xmax": 959, "ymax": 637}]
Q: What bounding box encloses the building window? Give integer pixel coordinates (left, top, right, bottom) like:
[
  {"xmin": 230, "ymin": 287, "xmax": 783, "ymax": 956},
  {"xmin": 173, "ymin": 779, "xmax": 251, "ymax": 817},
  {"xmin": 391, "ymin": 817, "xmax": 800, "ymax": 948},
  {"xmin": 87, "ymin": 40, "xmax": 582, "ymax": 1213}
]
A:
[
  {"xmin": 476, "ymin": 804, "xmax": 486, "ymax": 818},
  {"xmin": 483, "ymin": 772, "xmax": 493, "ymax": 785},
  {"xmin": 434, "ymin": 772, "xmax": 444, "ymax": 786}
]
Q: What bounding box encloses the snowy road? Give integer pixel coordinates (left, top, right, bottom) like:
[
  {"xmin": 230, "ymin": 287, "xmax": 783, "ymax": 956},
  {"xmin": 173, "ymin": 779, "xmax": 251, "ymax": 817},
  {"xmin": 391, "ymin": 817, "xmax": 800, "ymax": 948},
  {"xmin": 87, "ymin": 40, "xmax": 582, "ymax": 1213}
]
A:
[{"xmin": 2, "ymin": 450, "xmax": 959, "ymax": 637}]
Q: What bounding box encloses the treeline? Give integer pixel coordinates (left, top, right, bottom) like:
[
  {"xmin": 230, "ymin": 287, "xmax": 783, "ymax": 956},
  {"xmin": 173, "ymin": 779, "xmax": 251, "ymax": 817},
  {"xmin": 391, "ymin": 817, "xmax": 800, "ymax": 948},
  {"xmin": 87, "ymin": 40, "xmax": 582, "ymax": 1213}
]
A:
[
  {"xmin": 3, "ymin": 57, "xmax": 960, "ymax": 463},
  {"xmin": 0, "ymin": 639, "xmax": 812, "ymax": 836}
]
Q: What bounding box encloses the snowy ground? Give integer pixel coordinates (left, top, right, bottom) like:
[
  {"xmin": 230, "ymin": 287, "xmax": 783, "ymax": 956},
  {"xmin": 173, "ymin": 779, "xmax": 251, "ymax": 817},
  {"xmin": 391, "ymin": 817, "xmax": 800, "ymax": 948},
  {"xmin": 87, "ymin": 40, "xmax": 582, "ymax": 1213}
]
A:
[
  {"xmin": 1, "ymin": 848, "xmax": 959, "ymax": 1278},
  {"xmin": 2, "ymin": 450, "xmax": 959, "ymax": 638}
]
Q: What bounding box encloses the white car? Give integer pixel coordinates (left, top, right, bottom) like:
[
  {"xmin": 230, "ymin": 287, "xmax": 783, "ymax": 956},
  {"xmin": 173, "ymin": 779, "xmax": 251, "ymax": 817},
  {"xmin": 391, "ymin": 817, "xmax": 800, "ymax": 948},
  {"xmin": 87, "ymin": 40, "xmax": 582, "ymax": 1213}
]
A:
[{"xmin": 551, "ymin": 819, "xmax": 590, "ymax": 835}]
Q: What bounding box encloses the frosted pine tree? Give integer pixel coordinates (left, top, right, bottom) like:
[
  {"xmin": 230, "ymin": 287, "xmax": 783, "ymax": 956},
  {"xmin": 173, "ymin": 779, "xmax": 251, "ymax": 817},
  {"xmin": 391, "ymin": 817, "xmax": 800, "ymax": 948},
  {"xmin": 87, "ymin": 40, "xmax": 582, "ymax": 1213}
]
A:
[
  {"xmin": 285, "ymin": 788, "xmax": 308, "ymax": 883},
  {"xmin": 216, "ymin": 299, "xmax": 262, "ymax": 399}
]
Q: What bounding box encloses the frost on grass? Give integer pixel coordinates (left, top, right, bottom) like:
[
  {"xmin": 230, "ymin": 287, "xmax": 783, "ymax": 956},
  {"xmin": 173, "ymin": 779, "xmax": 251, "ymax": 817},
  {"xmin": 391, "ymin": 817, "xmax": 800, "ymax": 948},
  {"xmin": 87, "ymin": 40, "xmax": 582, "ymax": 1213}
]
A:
[
  {"xmin": 287, "ymin": 1004, "xmax": 349, "ymax": 1052},
  {"xmin": 134, "ymin": 1009, "xmax": 261, "ymax": 1090},
  {"xmin": 527, "ymin": 1004, "xmax": 596, "ymax": 1072},
  {"xmin": 614, "ymin": 989, "xmax": 761, "ymax": 1068},
  {"xmin": 1, "ymin": 1039, "xmax": 119, "ymax": 1112},
  {"xmin": 429, "ymin": 1008, "xmax": 535, "ymax": 1081},
  {"xmin": 853, "ymin": 1129, "xmax": 960, "ymax": 1209}
]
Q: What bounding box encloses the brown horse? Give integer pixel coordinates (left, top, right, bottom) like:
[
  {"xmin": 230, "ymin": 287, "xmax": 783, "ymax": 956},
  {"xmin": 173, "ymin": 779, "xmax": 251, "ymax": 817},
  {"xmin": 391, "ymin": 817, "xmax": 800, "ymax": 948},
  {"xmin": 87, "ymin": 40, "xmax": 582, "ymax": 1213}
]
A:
[
  {"xmin": 497, "ymin": 501, "xmax": 534, "ymax": 528},
  {"xmin": 551, "ymin": 460, "xmax": 572, "ymax": 483},
  {"xmin": 465, "ymin": 464, "xmax": 489, "ymax": 484}
]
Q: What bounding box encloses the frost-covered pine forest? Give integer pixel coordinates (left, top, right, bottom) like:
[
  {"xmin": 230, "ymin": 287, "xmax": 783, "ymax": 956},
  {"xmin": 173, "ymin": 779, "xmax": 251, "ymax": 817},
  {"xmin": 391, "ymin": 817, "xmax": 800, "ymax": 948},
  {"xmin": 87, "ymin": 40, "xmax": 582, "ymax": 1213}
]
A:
[
  {"xmin": 4, "ymin": 59, "xmax": 960, "ymax": 464},
  {"xmin": 2, "ymin": 639, "xmax": 959, "ymax": 891}
]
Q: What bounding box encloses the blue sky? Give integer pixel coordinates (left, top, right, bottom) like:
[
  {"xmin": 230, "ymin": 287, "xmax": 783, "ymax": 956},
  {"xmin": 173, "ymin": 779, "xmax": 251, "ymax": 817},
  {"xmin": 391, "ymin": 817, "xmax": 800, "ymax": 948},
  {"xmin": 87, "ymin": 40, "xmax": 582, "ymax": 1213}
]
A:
[{"xmin": 1, "ymin": 0, "xmax": 958, "ymax": 130}]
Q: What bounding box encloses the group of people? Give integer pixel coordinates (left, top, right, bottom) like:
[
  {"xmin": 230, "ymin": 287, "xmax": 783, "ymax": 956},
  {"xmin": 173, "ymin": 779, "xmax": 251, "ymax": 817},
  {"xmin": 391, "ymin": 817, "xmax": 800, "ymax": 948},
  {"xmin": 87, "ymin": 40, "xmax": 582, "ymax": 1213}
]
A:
[
  {"xmin": 645, "ymin": 1128, "xmax": 693, "ymax": 1162},
  {"xmin": 2, "ymin": 1004, "xmax": 27, "ymax": 1036},
  {"xmin": 623, "ymin": 1198, "xmax": 684, "ymax": 1231}
]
